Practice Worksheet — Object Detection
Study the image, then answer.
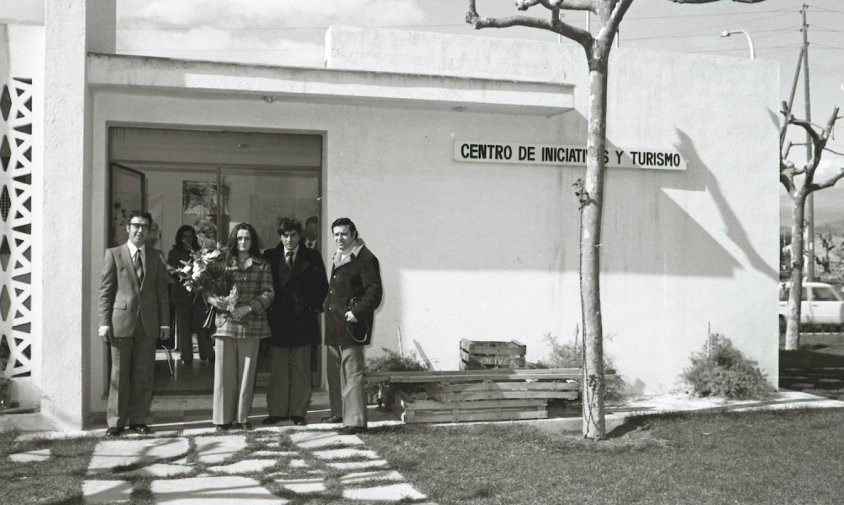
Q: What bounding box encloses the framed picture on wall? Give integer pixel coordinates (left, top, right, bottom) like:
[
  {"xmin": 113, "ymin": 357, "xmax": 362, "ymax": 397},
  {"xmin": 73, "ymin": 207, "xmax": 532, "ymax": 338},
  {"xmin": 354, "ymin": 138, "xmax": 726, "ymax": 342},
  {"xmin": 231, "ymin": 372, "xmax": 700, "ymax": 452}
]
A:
[
  {"xmin": 182, "ymin": 180, "xmax": 229, "ymax": 248},
  {"xmin": 109, "ymin": 164, "xmax": 145, "ymax": 247}
]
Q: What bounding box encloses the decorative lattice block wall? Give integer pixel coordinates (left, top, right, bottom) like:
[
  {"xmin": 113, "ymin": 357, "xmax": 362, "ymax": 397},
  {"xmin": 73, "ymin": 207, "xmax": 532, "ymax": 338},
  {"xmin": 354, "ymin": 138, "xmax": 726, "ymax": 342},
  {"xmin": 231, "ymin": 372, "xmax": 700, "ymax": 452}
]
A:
[{"xmin": 0, "ymin": 76, "xmax": 33, "ymax": 378}]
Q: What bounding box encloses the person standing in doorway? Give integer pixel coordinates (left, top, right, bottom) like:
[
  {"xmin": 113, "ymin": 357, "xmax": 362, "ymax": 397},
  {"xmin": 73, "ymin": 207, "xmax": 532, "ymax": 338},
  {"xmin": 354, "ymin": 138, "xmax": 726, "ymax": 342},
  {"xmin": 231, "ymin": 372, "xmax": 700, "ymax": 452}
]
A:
[
  {"xmin": 262, "ymin": 218, "xmax": 328, "ymax": 426},
  {"xmin": 98, "ymin": 211, "xmax": 170, "ymax": 436},
  {"xmin": 207, "ymin": 223, "xmax": 274, "ymax": 431},
  {"xmin": 303, "ymin": 216, "xmax": 320, "ymax": 250},
  {"xmin": 167, "ymin": 225, "xmax": 214, "ymax": 364},
  {"xmin": 323, "ymin": 218, "xmax": 382, "ymax": 435}
]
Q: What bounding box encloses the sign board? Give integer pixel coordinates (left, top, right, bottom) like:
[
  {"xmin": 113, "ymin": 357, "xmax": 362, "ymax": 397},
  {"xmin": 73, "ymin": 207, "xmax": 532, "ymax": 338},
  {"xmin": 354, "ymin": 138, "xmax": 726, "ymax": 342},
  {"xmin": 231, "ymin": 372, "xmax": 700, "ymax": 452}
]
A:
[{"xmin": 453, "ymin": 141, "xmax": 686, "ymax": 171}]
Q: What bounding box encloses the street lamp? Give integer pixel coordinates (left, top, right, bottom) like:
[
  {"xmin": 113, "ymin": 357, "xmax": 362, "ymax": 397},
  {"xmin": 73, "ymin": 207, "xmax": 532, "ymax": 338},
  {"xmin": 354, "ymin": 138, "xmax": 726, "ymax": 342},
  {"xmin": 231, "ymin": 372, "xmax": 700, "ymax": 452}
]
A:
[{"xmin": 720, "ymin": 30, "xmax": 756, "ymax": 60}]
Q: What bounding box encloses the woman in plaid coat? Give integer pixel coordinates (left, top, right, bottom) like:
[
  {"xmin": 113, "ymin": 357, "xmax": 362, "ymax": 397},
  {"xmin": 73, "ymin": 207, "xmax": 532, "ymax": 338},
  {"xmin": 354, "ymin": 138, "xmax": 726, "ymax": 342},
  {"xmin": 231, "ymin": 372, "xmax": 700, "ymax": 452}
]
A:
[{"xmin": 207, "ymin": 223, "xmax": 274, "ymax": 430}]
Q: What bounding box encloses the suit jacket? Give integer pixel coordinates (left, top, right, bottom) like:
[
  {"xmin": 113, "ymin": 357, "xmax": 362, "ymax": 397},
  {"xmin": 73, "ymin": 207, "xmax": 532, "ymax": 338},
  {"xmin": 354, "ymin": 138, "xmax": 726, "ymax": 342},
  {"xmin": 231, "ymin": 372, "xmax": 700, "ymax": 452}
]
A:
[
  {"xmin": 98, "ymin": 243, "xmax": 170, "ymax": 338},
  {"xmin": 324, "ymin": 244, "xmax": 382, "ymax": 346},
  {"xmin": 264, "ymin": 244, "xmax": 328, "ymax": 348}
]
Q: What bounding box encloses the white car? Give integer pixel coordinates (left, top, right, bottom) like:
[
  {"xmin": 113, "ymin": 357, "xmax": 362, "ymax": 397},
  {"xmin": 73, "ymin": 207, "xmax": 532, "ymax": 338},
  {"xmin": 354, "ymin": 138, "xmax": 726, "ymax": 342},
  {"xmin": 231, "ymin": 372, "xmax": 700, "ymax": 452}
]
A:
[{"xmin": 778, "ymin": 281, "xmax": 844, "ymax": 332}]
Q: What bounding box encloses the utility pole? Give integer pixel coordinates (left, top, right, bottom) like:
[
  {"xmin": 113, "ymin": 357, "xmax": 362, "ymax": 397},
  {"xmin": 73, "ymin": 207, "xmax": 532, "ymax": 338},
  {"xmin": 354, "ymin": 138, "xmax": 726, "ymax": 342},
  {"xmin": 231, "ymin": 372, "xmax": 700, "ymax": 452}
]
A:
[{"xmin": 803, "ymin": 3, "xmax": 814, "ymax": 281}]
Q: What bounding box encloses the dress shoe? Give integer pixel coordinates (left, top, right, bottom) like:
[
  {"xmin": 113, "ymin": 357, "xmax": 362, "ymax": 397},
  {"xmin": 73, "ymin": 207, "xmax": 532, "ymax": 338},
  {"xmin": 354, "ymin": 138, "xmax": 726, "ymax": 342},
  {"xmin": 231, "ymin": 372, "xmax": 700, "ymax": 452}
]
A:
[
  {"xmin": 320, "ymin": 415, "xmax": 343, "ymax": 424},
  {"xmin": 105, "ymin": 427, "xmax": 123, "ymax": 437},
  {"xmin": 129, "ymin": 424, "xmax": 154, "ymax": 435},
  {"xmin": 236, "ymin": 421, "xmax": 253, "ymax": 431},
  {"xmin": 291, "ymin": 416, "xmax": 307, "ymax": 426},
  {"xmin": 337, "ymin": 426, "xmax": 368, "ymax": 435},
  {"xmin": 261, "ymin": 416, "xmax": 289, "ymax": 426},
  {"xmin": 215, "ymin": 423, "xmax": 231, "ymax": 432}
]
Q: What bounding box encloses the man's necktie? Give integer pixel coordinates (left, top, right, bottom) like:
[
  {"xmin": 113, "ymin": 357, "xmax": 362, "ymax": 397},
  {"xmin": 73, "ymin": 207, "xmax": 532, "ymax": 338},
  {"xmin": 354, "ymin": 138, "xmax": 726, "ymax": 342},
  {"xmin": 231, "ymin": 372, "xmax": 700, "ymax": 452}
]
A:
[
  {"xmin": 285, "ymin": 251, "xmax": 294, "ymax": 269},
  {"xmin": 134, "ymin": 250, "xmax": 144, "ymax": 285}
]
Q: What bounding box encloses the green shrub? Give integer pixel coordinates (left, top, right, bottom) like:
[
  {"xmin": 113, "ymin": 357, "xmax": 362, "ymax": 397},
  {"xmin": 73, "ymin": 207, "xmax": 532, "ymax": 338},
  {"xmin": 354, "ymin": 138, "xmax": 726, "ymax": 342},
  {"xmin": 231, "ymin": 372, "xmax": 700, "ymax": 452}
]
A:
[
  {"xmin": 538, "ymin": 334, "xmax": 626, "ymax": 404},
  {"xmin": 366, "ymin": 348, "xmax": 429, "ymax": 408},
  {"xmin": 682, "ymin": 333, "xmax": 774, "ymax": 400}
]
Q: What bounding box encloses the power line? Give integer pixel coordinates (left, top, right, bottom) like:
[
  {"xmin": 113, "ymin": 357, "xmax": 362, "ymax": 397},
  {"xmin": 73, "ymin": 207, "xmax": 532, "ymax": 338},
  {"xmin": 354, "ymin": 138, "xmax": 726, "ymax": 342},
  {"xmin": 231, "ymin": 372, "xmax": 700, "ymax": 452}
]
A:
[{"xmin": 623, "ymin": 8, "xmax": 794, "ymax": 21}]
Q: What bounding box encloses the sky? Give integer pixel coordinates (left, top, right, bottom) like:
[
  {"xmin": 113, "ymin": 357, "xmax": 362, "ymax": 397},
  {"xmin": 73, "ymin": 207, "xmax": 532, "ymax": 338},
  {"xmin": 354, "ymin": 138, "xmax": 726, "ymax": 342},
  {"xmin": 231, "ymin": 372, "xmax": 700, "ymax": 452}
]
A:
[{"xmin": 3, "ymin": 0, "xmax": 843, "ymax": 225}]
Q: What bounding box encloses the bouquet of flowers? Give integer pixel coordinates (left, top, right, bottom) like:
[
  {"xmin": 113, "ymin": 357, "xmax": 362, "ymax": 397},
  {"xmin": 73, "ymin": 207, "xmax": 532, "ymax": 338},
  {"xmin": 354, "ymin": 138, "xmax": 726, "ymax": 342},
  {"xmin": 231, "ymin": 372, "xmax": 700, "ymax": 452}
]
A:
[{"xmin": 169, "ymin": 248, "xmax": 239, "ymax": 325}]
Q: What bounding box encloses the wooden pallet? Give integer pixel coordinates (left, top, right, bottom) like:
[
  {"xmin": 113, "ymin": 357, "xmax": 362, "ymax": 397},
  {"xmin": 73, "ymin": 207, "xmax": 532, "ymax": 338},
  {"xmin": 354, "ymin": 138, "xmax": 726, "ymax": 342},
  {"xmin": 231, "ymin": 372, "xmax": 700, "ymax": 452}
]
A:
[
  {"xmin": 365, "ymin": 367, "xmax": 583, "ymax": 384},
  {"xmin": 394, "ymin": 391, "xmax": 549, "ymax": 424},
  {"xmin": 427, "ymin": 381, "xmax": 578, "ymax": 402}
]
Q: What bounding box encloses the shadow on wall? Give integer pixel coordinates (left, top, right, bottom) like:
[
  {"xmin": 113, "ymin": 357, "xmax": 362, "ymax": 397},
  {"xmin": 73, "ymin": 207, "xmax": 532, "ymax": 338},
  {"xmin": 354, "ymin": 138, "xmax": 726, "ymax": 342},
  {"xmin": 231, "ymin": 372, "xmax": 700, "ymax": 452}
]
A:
[
  {"xmin": 369, "ymin": 107, "xmax": 774, "ymax": 281},
  {"xmin": 600, "ymin": 126, "xmax": 777, "ymax": 280}
]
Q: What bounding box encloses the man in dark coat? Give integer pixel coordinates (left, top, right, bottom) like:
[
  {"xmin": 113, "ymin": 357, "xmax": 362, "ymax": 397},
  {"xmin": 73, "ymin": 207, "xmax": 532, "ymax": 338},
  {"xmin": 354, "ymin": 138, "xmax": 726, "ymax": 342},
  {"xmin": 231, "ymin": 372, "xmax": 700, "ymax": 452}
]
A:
[
  {"xmin": 323, "ymin": 217, "xmax": 382, "ymax": 435},
  {"xmin": 262, "ymin": 218, "xmax": 328, "ymax": 426}
]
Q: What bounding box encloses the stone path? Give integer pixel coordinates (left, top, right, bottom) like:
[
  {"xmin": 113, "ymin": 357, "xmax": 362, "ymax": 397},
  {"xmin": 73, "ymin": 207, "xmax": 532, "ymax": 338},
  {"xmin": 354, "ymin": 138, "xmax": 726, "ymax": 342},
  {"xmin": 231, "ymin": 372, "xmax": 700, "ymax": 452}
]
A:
[{"xmin": 53, "ymin": 428, "xmax": 435, "ymax": 504}]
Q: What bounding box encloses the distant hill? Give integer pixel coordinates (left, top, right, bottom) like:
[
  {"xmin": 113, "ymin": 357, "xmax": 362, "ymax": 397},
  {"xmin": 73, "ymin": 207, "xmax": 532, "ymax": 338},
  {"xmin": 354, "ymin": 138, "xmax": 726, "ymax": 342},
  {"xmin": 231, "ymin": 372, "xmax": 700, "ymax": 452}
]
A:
[{"xmin": 781, "ymin": 220, "xmax": 844, "ymax": 236}]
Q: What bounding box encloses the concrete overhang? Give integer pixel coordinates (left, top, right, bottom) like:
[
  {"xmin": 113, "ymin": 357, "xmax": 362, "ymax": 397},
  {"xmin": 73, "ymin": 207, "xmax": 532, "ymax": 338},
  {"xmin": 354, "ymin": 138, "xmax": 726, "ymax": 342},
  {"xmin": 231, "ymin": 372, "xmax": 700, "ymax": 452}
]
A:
[{"xmin": 86, "ymin": 53, "xmax": 574, "ymax": 115}]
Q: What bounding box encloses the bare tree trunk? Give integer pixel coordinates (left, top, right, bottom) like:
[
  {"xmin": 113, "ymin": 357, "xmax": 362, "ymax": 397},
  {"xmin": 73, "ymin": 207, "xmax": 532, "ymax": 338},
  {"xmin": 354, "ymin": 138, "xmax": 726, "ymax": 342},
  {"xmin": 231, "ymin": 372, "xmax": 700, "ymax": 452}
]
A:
[
  {"xmin": 580, "ymin": 55, "xmax": 609, "ymax": 440},
  {"xmin": 786, "ymin": 194, "xmax": 807, "ymax": 350}
]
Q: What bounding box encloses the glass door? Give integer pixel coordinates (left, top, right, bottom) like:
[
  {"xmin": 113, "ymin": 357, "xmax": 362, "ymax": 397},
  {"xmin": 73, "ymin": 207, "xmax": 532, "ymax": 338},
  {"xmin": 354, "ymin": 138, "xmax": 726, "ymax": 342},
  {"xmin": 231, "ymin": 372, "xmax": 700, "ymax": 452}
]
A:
[{"xmin": 219, "ymin": 166, "xmax": 322, "ymax": 386}]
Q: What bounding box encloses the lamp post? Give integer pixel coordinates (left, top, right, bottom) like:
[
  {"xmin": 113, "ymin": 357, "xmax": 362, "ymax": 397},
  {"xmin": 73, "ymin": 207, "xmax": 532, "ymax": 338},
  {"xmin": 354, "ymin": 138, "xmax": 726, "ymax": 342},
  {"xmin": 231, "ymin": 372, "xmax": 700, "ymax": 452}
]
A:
[{"xmin": 720, "ymin": 30, "xmax": 756, "ymax": 59}]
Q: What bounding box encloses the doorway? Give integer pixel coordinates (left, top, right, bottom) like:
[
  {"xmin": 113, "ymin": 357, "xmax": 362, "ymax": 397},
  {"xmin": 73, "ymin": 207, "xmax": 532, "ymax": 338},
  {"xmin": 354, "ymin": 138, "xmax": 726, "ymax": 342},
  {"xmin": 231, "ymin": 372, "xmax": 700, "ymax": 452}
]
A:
[{"xmin": 107, "ymin": 126, "xmax": 324, "ymax": 396}]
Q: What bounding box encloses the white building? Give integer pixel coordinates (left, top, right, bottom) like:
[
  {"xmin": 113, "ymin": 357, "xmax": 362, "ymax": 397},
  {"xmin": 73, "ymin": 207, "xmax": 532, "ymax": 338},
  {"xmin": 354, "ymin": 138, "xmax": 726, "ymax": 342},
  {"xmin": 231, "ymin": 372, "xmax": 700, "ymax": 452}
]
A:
[{"xmin": 1, "ymin": 1, "xmax": 779, "ymax": 430}]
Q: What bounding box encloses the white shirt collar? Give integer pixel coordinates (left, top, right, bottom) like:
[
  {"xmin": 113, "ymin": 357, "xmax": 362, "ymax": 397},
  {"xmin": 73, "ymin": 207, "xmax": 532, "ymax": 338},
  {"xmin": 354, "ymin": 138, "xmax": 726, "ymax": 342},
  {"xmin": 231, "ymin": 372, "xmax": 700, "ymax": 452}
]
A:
[{"xmin": 127, "ymin": 241, "xmax": 145, "ymax": 260}]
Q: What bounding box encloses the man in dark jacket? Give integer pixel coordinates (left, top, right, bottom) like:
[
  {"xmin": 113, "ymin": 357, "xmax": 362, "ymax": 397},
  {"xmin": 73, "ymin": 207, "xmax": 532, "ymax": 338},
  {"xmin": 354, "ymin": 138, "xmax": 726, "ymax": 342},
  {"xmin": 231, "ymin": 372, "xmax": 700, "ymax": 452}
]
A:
[
  {"xmin": 323, "ymin": 217, "xmax": 382, "ymax": 435},
  {"xmin": 262, "ymin": 218, "xmax": 328, "ymax": 426}
]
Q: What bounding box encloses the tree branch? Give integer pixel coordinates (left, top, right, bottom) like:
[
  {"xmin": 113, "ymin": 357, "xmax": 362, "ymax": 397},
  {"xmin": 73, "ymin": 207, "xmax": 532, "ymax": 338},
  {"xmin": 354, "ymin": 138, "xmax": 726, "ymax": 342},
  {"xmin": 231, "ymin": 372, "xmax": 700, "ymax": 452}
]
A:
[
  {"xmin": 466, "ymin": 0, "xmax": 591, "ymax": 47},
  {"xmin": 810, "ymin": 168, "xmax": 844, "ymax": 192},
  {"xmin": 604, "ymin": 0, "xmax": 634, "ymax": 40},
  {"xmin": 516, "ymin": 0, "xmax": 597, "ymax": 11}
]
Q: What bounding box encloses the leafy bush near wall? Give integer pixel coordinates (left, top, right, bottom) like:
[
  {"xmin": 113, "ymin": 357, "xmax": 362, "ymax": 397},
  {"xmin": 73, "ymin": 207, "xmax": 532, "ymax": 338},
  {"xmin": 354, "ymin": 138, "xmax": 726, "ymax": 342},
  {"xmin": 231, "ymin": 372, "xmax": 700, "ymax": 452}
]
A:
[
  {"xmin": 682, "ymin": 333, "xmax": 774, "ymax": 400},
  {"xmin": 366, "ymin": 348, "xmax": 429, "ymax": 408},
  {"xmin": 537, "ymin": 334, "xmax": 626, "ymax": 404}
]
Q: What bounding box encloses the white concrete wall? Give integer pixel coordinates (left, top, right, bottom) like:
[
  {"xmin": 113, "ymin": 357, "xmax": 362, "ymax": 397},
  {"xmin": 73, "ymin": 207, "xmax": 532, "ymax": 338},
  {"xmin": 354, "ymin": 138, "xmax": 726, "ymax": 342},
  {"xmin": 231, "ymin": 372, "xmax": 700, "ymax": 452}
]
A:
[
  {"xmin": 323, "ymin": 27, "xmax": 780, "ymax": 392},
  {"xmin": 80, "ymin": 27, "xmax": 778, "ymax": 416},
  {"xmin": 42, "ymin": 0, "xmax": 115, "ymax": 429}
]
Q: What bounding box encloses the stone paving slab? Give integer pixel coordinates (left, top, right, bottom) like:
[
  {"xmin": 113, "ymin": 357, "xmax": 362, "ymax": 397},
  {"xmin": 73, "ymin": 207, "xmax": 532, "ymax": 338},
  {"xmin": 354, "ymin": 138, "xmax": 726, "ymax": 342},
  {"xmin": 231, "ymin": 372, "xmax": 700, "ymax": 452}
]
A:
[
  {"xmin": 151, "ymin": 476, "xmax": 288, "ymax": 504},
  {"xmin": 9, "ymin": 448, "xmax": 50, "ymax": 463},
  {"xmin": 82, "ymin": 480, "xmax": 133, "ymax": 504},
  {"xmin": 120, "ymin": 463, "xmax": 194, "ymax": 478},
  {"xmin": 206, "ymin": 459, "xmax": 278, "ymax": 475},
  {"xmin": 343, "ymin": 483, "xmax": 427, "ymax": 502},
  {"xmin": 88, "ymin": 438, "xmax": 189, "ymax": 474},
  {"xmin": 339, "ymin": 470, "xmax": 405, "ymax": 485},
  {"xmin": 312, "ymin": 448, "xmax": 379, "ymax": 460},
  {"xmin": 289, "ymin": 431, "xmax": 363, "ymax": 449},
  {"xmin": 327, "ymin": 459, "xmax": 390, "ymax": 471},
  {"xmin": 274, "ymin": 477, "xmax": 327, "ymax": 494},
  {"xmin": 288, "ymin": 458, "xmax": 309, "ymax": 468},
  {"xmin": 194, "ymin": 435, "xmax": 247, "ymax": 465}
]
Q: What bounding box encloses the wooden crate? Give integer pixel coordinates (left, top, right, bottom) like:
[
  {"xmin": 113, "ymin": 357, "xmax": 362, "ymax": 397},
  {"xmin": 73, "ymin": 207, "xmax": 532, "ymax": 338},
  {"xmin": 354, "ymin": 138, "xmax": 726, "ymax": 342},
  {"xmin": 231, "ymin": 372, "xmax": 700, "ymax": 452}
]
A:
[{"xmin": 460, "ymin": 339, "xmax": 526, "ymax": 370}]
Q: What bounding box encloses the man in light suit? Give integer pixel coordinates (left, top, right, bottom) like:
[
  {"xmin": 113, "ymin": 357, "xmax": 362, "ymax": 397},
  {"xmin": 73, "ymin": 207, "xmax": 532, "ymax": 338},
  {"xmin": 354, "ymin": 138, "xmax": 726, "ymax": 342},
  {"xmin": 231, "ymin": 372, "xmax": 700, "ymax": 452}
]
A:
[{"xmin": 98, "ymin": 211, "xmax": 170, "ymax": 436}]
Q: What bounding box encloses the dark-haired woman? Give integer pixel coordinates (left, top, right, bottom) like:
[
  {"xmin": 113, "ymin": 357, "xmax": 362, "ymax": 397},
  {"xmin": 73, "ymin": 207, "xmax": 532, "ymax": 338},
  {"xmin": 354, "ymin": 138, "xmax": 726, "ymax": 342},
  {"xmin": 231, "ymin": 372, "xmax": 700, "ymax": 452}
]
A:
[
  {"xmin": 207, "ymin": 223, "xmax": 273, "ymax": 431},
  {"xmin": 167, "ymin": 225, "xmax": 213, "ymax": 364}
]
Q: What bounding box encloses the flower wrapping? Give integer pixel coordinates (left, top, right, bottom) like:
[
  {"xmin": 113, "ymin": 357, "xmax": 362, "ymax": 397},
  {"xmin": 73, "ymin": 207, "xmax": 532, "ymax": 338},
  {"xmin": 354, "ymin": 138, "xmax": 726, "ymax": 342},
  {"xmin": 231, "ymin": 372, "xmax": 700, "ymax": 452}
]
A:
[{"xmin": 169, "ymin": 248, "xmax": 238, "ymax": 314}]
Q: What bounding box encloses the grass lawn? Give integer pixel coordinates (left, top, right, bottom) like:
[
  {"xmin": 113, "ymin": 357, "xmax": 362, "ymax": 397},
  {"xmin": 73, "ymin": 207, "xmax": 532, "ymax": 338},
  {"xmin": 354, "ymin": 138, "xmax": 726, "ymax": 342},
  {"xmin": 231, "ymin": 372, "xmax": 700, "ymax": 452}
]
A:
[
  {"xmin": 364, "ymin": 408, "xmax": 844, "ymax": 505},
  {"xmin": 0, "ymin": 429, "xmax": 98, "ymax": 505}
]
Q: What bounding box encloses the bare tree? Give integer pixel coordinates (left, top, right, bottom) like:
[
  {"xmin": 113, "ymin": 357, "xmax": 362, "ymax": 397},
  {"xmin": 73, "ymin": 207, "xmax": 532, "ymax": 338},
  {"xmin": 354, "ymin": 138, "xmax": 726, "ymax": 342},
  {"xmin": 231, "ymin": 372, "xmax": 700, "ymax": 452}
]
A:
[
  {"xmin": 780, "ymin": 102, "xmax": 843, "ymax": 350},
  {"xmin": 466, "ymin": 0, "xmax": 632, "ymax": 440},
  {"xmin": 465, "ymin": 0, "xmax": 768, "ymax": 440},
  {"xmin": 815, "ymin": 230, "xmax": 835, "ymax": 276}
]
